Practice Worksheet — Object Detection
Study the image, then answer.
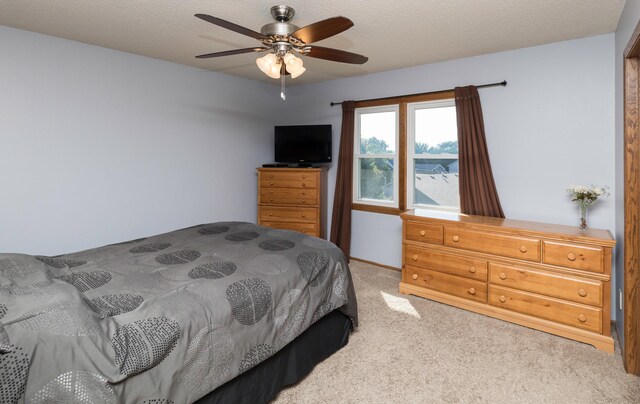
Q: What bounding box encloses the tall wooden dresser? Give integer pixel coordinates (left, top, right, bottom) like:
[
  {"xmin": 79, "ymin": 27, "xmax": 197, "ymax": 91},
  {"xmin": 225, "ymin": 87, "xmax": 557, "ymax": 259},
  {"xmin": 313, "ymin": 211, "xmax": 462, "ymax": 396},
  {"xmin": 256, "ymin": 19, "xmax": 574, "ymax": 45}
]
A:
[
  {"xmin": 400, "ymin": 209, "xmax": 616, "ymax": 352},
  {"xmin": 257, "ymin": 167, "xmax": 327, "ymax": 238}
]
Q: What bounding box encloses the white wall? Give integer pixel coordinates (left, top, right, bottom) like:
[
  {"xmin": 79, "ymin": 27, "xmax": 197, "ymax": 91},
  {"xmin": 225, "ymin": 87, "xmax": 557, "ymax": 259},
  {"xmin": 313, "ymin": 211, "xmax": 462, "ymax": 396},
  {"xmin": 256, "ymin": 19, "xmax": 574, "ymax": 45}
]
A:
[
  {"xmin": 0, "ymin": 26, "xmax": 281, "ymax": 255},
  {"xmin": 284, "ymin": 34, "xmax": 616, "ymax": 279},
  {"xmin": 614, "ymin": 0, "xmax": 640, "ymax": 348}
]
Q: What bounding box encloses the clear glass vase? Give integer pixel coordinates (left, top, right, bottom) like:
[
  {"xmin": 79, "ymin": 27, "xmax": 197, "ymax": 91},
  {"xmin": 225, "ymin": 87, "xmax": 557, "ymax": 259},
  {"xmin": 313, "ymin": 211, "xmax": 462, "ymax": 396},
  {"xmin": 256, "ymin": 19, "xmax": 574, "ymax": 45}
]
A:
[{"xmin": 579, "ymin": 204, "xmax": 589, "ymax": 232}]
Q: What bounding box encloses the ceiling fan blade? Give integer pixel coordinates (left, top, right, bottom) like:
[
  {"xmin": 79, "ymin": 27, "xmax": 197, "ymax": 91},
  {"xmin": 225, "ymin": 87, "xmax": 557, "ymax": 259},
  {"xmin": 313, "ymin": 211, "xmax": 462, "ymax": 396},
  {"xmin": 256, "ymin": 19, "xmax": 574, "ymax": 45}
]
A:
[
  {"xmin": 305, "ymin": 46, "xmax": 368, "ymax": 64},
  {"xmin": 195, "ymin": 14, "xmax": 267, "ymax": 40},
  {"xmin": 291, "ymin": 16, "xmax": 354, "ymax": 44},
  {"xmin": 196, "ymin": 47, "xmax": 269, "ymax": 59}
]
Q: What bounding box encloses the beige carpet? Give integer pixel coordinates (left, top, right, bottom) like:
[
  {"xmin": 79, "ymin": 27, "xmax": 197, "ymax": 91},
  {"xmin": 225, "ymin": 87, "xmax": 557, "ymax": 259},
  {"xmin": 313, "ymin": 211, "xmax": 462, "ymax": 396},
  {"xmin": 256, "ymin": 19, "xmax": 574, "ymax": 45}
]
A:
[{"xmin": 273, "ymin": 261, "xmax": 640, "ymax": 403}]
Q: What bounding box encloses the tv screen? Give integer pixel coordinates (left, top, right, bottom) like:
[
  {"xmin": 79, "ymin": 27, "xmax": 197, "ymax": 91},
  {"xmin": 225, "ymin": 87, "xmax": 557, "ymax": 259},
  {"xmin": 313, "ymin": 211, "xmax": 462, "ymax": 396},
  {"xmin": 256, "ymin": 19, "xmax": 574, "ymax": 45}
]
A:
[{"xmin": 274, "ymin": 125, "xmax": 332, "ymax": 164}]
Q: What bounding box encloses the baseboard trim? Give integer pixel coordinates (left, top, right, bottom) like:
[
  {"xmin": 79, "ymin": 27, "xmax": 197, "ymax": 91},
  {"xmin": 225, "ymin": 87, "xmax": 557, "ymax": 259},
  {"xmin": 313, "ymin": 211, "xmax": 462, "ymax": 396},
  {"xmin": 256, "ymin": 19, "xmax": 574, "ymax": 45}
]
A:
[{"xmin": 349, "ymin": 256, "xmax": 401, "ymax": 272}]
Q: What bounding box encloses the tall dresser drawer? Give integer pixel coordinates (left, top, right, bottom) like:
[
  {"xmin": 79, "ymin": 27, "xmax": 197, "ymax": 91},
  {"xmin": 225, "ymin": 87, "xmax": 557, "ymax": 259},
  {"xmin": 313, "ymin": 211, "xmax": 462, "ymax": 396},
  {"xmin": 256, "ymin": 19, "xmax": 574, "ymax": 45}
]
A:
[
  {"xmin": 489, "ymin": 263, "xmax": 602, "ymax": 306},
  {"xmin": 260, "ymin": 171, "xmax": 318, "ymax": 187},
  {"xmin": 404, "ymin": 245, "xmax": 488, "ymax": 281},
  {"xmin": 260, "ymin": 221, "xmax": 317, "ymax": 236},
  {"xmin": 444, "ymin": 227, "xmax": 541, "ymax": 262},
  {"xmin": 489, "ymin": 285, "xmax": 602, "ymax": 333},
  {"xmin": 405, "ymin": 265, "xmax": 487, "ymax": 303},
  {"xmin": 542, "ymin": 241, "xmax": 604, "ymax": 273},
  {"xmin": 405, "ymin": 221, "xmax": 443, "ymax": 245},
  {"xmin": 259, "ymin": 206, "xmax": 317, "ymax": 223},
  {"xmin": 259, "ymin": 188, "xmax": 318, "ymax": 205}
]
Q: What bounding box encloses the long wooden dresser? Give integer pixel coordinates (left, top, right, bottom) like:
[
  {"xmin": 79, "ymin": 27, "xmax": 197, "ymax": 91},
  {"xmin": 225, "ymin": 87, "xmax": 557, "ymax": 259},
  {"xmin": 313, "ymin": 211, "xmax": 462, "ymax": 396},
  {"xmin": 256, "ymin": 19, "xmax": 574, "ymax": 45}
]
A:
[
  {"xmin": 400, "ymin": 209, "xmax": 616, "ymax": 352},
  {"xmin": 257, "ymin": 167, "xmax": 327, "ymax": 238}
]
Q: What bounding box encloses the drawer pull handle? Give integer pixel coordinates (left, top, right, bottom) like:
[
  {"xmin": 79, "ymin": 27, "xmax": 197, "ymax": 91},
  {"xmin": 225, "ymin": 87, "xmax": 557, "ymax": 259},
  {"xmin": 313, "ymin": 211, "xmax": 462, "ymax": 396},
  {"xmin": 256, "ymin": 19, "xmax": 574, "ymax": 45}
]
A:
[
  {"xmin": 412, "ymin": 274, "xmax": 418, "ymax": 280},
  {"xmin": 302, "ymin": 199, "xmax": 306, "ymax": 203},
  {"xmin": 412, "ymin": 255, "xmax": 418, "ymax": 261},
  {"xmin": 302, "ymin": 175, "xmax": 306, "ymax": 179},
  {"xmin": 269, "ymin": 191, "xmax": 274, "ymax": 194},
  {"xmin": 519, "ymin": 245, "xmax": 528, "ymax": 253},
  {"xmin": 499, "ymin": 295, "xmax": 507, "ymax": 303},
  {"xmin": 419, "ymin": 230, "xmax": 426, "ymax": 236},
  {"xmin": 269, "ymin": 213, "xmax": 273, "ymax": 216},
  {"xmin": 269, "ymin": 198, "xmax": 274, "ymax": 202},
  {"xmin": 301, "ymin": 214, "xmax": 306, "ymax": 218},
  {"xmin": 452, "ymin": 235, "xmax": 460, "ymax": 242},
  {"xmin": 469, "ymin": 267, "xmax": 477, "ymax": 274},
  {"xmin": 302, "ymin": 183, "xmax": 306, "ymax": 187},
  {"xmin": 567, "ymin": 253, "xmax": 577, "ymax": 261},
  {"xmin": 270, "ymin": 175, "xmax": 274, "ymax": 179},
  {"xmin": 270, "ymin": 182, "xmax": 274, "ymax": 186},
  {"xmin": 499, "ymin": 272, "xmax": 507, "ymax": 280},
  {"xmin": 578, "ymin": 288, "xmax": 587, "ymax": 297},
  {"xmin": 468, "ymin": 288, "xmax": 476, "ymax": 295},
  {"xmin": 577, "ymin": 314, "xmax": 587, "ymax": 323}
]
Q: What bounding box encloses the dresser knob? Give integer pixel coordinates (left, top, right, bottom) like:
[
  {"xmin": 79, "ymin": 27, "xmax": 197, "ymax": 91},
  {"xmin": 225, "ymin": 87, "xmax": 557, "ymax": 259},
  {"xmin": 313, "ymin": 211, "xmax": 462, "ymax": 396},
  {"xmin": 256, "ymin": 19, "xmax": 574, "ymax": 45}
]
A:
[
  {"xmin": 469, "ymin": 267, "xmax": 476, "ymax": 274},
  {"xmin": 567, "ymin": 253, "xmax": 577, "ymax": 261},
  {"xmin": 578, "ymin": 288, "xmax": 587, "ymax": 297},
  {"xmin": 301, "ymin": 214, "xmax": 306, "ymax": 218},
  {"xmin": 269, "ymin": 191, "xmax": 274, "ymax": 194},
  {"xmin": 302, "ymin": 183, "xmax": 306, "ymax": 187},
  {"xmin": 452, "ymin": 235, "xmax": 460, "ymax": 242},
  {"xmin": 519, "ymin": 245, "xmax": 527, "ymax": 253},
  {"xmin": 269, "ymin": 198, "xmax": 274, "ymax": 202},
  {"xmin": 468, "ymin": 288, "xmax": 476, "ymax": 295},
  {"xmin": 412, "ymin": 254, "xmax": 418, "ymax": 261},
  {"xmin": 412, "ymin": 274, "xmax": 418, "ymax": 280},
  {"xmin": 270, "ymin": 182, "xmax": 274, "ymax": 186},
  {"xmin": 499, "ymin": 295, "xmax": 507, "ymax": 303},
  {"xmin": 302, "ymin": 175, "xmax": 306, "ymax": 179},
  {"xmin": 269, "ymin": 175, "xmax": 274, "ymax": 179},
  {"xmin": 269, "ymin": 213, "xmax": 273, "ymax": 216},
  {"xmin": 302, "ymin": 199, "xmax": 306, "ymax": 203},
  {"xmin": 419, "ymin": 230, "xmax": 426, "ymax": 236},
  {"xmin": 499, "ymin": 272, "xmax": 507, "ymax": 280},
  {"xmin": 577, "ymin": 314, "xmax": 587, "ymax": 323}
]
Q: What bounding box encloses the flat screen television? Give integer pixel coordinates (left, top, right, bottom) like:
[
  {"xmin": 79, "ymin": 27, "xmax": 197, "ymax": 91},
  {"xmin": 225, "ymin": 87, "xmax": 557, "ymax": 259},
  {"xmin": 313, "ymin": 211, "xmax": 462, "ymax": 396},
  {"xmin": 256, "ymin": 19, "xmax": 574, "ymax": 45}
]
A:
[{"xmin": 274, "ymin": 125, "xmax": 332, "ymax": 165}]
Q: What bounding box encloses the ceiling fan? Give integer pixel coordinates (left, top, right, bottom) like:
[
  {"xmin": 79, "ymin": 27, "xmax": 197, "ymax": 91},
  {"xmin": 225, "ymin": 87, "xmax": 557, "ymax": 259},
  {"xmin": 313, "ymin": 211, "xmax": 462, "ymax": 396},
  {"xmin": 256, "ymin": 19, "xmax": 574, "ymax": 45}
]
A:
[{"xmin": 194, "ymin": 5, "xmax": 368, "ymax": 98}]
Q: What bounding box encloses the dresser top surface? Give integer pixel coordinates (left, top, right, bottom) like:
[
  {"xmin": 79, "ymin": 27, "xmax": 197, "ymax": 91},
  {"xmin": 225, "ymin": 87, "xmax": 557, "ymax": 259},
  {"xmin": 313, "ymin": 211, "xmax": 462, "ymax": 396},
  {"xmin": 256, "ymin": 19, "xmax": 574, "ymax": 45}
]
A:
[{"xmin": 402, "ymin": 209, "xmax": 615, "ymax": 245}]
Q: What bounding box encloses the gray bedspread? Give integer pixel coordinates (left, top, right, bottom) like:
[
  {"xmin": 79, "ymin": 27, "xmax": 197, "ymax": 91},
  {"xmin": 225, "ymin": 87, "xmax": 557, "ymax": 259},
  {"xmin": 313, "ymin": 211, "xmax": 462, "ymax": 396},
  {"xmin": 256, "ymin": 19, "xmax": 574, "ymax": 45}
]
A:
[{"xmin": 0, "ymin": 222, "xmax": 357, "ymax": 403}]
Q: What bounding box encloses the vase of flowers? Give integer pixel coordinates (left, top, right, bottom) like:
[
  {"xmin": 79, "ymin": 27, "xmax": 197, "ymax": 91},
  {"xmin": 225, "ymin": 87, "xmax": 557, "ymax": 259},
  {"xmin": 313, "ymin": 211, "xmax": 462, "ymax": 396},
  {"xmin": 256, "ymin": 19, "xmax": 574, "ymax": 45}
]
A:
[{"xmin": 567, "ymin": 185, "xmax": 609, "ymax": 231}]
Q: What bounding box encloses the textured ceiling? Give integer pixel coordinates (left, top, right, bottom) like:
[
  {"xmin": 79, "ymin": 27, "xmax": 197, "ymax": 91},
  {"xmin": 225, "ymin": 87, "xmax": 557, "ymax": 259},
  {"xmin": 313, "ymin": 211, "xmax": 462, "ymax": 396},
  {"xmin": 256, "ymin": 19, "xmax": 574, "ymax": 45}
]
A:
[{"xmin": 0, "ymin": 0, "xmax": 626, "ymax": 85}]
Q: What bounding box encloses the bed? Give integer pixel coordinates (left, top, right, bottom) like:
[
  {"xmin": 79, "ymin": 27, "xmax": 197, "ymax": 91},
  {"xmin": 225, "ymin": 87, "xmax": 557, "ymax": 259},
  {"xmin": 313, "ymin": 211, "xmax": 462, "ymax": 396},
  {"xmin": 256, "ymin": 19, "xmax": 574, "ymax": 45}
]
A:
[{"xmin": 0, "ymin": 222, "xmax": 357, "ymax": 403}]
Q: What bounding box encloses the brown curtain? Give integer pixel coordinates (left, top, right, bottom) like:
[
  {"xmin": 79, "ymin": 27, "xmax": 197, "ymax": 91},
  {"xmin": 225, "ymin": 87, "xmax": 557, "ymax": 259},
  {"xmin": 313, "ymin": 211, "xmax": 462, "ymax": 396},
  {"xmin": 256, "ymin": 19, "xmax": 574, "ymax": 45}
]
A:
[
  {"xmin": 455, "ymin": 86, "xmax": 505, "ymax": 218},
  {"xmin": 330, "ymin": 101, "xmax": 356, "ymax": 258}
]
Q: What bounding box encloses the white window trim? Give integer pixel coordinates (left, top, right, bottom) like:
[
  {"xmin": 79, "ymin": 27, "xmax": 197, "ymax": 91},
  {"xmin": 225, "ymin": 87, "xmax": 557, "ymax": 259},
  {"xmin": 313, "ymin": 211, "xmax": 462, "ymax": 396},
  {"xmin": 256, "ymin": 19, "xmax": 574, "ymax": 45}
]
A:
[
  {"xmin": 353, "ymin": 105, "xmax": 400, "ymax": 208},
  {"xmin": 407, "ymin": 99, "xmax": 460, "ymax": 212}
]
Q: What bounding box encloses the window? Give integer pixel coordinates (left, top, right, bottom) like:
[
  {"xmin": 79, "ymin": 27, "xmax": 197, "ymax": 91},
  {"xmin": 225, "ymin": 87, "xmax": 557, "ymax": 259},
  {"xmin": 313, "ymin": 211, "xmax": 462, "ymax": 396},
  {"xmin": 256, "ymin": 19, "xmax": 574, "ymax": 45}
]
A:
[
  {"xmin": 353, "ymin": 105, "xmax": 399, "ymax": 208},
  {"xmin": 352, "ymin": 92, "xmax": 458, "ymax": 214},
  {"xmin": 407, "ymin": 100, "xmax": 459, "ymax": 210}
]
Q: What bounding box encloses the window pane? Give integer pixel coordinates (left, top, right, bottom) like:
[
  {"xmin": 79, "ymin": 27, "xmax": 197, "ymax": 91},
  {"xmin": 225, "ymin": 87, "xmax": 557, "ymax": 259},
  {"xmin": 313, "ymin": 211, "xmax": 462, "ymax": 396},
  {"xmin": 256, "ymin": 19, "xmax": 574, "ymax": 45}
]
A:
[
  {"xmin": 360, "ymin": 111, "xmax": 396, "ymax": 154},
  {"xmin": 359, "ymin": 158, "xmax": 394, "ymax": 201},
  {"xmin": 413, "ymin": 158, "xmax": 459, "ymax": 207},
  {"xmin": 414, "ymin": 106, "xmax": 457, "ymax": 154}
]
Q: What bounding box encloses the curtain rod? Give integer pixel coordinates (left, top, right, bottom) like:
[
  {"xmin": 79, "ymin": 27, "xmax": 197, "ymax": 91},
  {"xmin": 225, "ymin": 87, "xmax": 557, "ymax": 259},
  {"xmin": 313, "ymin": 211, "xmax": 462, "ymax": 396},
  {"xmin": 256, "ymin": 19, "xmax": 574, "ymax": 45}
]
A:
[{"xmin": 329, "ymin": 80, "xmax": 507, "ymax": 107}]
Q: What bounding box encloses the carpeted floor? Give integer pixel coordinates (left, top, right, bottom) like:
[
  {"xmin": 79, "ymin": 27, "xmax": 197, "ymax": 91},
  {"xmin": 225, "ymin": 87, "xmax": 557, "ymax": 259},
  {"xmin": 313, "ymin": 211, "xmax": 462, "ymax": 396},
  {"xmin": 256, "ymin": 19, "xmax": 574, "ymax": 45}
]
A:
[{"xmin": 273, "ymin": 261, "xmax": 640, "ymax": 403}]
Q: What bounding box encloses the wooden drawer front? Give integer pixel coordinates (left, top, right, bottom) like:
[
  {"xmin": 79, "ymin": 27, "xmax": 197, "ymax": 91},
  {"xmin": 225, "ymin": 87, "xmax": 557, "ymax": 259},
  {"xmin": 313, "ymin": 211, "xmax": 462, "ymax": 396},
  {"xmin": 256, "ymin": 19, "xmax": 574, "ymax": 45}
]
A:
[
  {"xmin": 260, "ymin": 188, "xmax": 318, "ymax": 206},
  {"xmin": 261, "ymin": 221, "xmax": 318, "ymax": 236},
  {"xmin": 259, "ymin": 207, "xmax": 317, "ymax": 223},
  {"xmin": 542, "ymin": 241, "xmax": 603, "ymax": 273},
  {"xmin": 405, "ymin": 265, "xmax": 487, "ymax": 303},
  {"xmin": 405, "ymin": 245, "xmax": 488, "ymax": 281},
  {"xmin": 444, "ymin": 227, "xmax": 541, "ymax": 262},
  {"xmin": 489, "ymin": 285, "xmax": 601, "ymax": 333},
  {"xmin": 405, "ymin": 221, "xmax": 443, "ymax": 245},
  {"xmin": 260, "ymin": 172, "xmax": 317, "ymax": 188},
  {"xmin": 489, "ymin": 263, "xmax": 602, "ymax": 306}
]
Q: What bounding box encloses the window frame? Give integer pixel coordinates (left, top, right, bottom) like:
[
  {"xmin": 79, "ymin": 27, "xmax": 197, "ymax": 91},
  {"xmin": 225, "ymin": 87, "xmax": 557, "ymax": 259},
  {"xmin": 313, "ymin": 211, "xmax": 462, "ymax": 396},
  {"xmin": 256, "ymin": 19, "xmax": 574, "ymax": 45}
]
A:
[
  {"xmin": 353, "ymin": 105, "xmax": 400, "ymax": 209},
  {"xmin": 351, "ymin": 90, "xmax": 456, "ymax": 215},
  {"xmin": 407, "ymin": 99, "xmax": 460, "ymax": 212}
]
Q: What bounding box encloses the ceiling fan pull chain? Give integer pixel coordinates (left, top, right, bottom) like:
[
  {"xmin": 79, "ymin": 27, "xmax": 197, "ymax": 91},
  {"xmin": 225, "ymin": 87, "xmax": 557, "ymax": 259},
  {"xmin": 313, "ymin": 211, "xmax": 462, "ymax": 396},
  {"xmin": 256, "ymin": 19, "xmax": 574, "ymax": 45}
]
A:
[{"xmin": 281, "ymin": 72, "xmax": 286, "ymax": 101}]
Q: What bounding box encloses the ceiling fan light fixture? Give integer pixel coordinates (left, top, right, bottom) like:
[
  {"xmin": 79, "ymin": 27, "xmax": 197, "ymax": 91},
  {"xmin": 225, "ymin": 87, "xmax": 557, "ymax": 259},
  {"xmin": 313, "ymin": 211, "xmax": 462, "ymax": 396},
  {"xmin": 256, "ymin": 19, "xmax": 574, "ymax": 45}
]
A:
[
  {"xmin": 290, "ymin": 66, "xmax": 306, "ymax": 79},
  {"xmin": 267, "ymin": 61, "xmax": 283, "ymax": 79},
  {"xmin": 256, "ymin": 53, "xmax": 277, "ymax": 75}
]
